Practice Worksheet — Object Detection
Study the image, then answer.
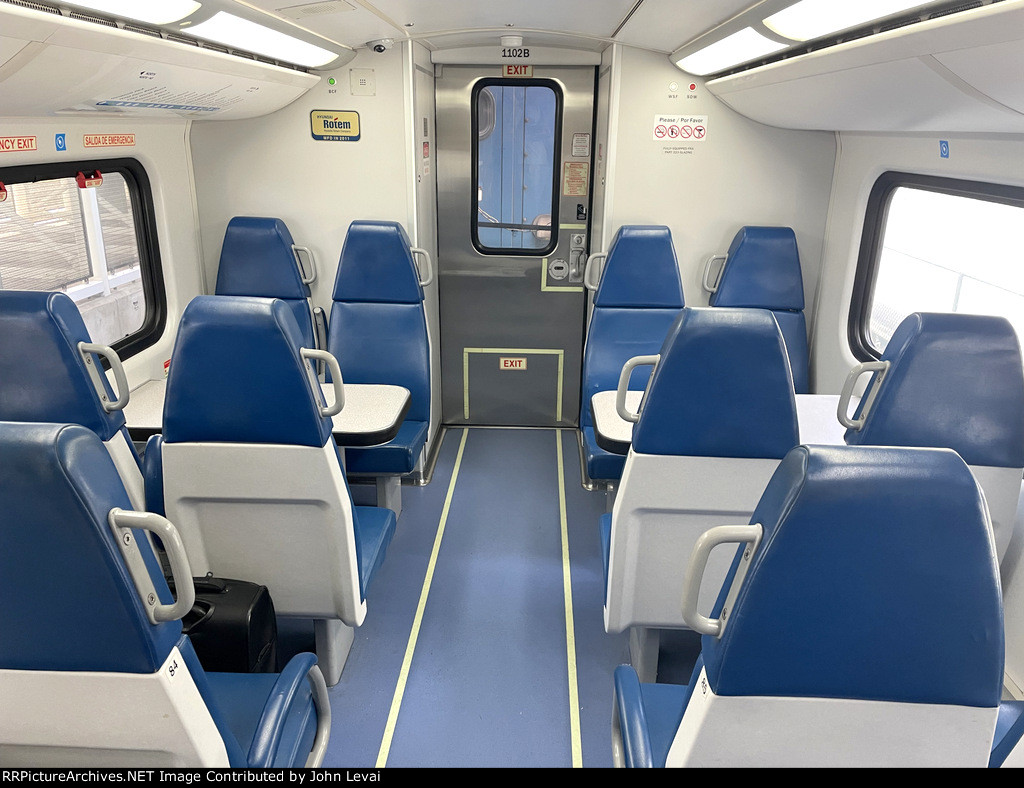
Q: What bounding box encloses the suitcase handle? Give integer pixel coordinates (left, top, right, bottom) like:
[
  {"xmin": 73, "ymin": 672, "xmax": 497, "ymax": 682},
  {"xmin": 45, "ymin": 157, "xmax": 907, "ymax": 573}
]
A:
[
  {"xmin": 192, "ymin": 575, "xmax": 229, "ymax": 594},
  {"xmin": 182, "ymin": 599, "xmax": 215, "ymax": 635}
]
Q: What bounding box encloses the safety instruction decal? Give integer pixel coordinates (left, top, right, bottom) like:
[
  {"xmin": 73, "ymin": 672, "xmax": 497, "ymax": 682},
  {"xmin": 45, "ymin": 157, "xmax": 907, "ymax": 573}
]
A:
[
  {"xmin": 563, "ymin": 162, "xmax": 588, "ymax": 196},
  {"xmin": 84, "ymin": 134, "xmax": 136, "ymax": 148},
  {"xmin": 572, "ymin": 133, "xmax": 591, "ymax": 158},
  {"xmin": 0, "ymin": 136, "xmax": 37, "ymax": 153},
  {"xmin": 653, "ymin": 114, "xmax": 708, "ymax": 142},
  {"xmin": 311, "ymin": 110, "xmax": 361, "ymax": 142}
]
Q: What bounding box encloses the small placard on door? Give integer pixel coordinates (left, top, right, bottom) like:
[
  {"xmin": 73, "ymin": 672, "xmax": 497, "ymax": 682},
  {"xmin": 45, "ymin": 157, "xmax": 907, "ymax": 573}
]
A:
[{"xmin": 500, "ymin": 357, "xmax": 527, "ymax": 371}]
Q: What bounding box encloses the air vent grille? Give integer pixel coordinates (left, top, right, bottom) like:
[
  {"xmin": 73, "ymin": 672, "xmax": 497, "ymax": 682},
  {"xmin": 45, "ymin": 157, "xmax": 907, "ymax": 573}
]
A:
[
  {"xmin": 0, "ymin": 0, "xmax": 60, "ymax": 15},
  {"xmin": 68, "ymin": 11, "xmax": 117, "ymax": 28},
  {"xmin": 122, "ymin": 24, "xmax": 162, "ymax": 38}
]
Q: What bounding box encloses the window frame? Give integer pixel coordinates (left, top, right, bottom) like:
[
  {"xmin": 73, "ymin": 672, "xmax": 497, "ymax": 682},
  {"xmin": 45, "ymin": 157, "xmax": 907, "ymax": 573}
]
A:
[
  {"xmin": 470, "ymin": 77, "xmax": 563, "ymax": 257},
  {"xmin": 0, "ymin": 157, "xmax": 166, "ymax": 360},
  {"xmin": 849, "ymin": 170, "xmax": 1024, "ymax": 361}
]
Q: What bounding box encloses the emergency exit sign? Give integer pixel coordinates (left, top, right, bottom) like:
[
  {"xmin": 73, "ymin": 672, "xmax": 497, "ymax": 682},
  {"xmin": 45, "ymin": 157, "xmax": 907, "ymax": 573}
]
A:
[
  {"xmin": 503, "ymin": 65, "xmax": 533, "ymax": 78},
  {"xmin": 500, "ymin": 357, "xmax": 527, "ymax": 370}
]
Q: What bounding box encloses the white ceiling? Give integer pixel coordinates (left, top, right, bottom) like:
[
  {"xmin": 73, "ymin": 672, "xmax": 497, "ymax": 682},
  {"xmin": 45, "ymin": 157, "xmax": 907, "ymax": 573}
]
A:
[{"xmin": 240, "ymin": 0, "xmax": 762, "ymax": 53}]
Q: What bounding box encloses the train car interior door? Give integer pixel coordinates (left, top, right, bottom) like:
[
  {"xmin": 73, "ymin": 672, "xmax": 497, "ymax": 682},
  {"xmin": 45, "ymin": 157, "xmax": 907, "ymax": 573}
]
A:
[{"xmin": 436, "ymin": 64, "xmax": 595, "ymax": 427}]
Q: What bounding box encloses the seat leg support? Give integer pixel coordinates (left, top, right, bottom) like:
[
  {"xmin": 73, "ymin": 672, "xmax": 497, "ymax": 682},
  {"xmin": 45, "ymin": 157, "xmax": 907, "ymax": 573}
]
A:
[
  {"xmin": 376, "ymin": 476, "xmax": 402, "ymax": 518},
  {"xmin": 629, "ymin": 626, "xmax": 660, "ymax": 684},
  {"xmin": 314, "ymin": 618, "xmax": 355, "ymax": 686}
]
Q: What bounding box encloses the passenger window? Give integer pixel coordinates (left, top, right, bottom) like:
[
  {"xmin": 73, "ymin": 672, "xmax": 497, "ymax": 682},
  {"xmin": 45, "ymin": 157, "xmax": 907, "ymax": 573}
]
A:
[
  {"xmin": 472, "ymin": 80, "xmax": 560, "ymax": 255},
  {"xmin": 0, "ymin": 163, "xmax": 163, "ymax": 353},
  {"xmin": 854, "ymin": 175, "xmax": 1024, "ymax": 356}
]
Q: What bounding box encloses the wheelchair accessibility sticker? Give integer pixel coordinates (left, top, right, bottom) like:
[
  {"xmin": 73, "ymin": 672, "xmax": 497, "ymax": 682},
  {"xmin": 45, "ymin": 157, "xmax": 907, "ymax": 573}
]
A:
[{"xmin": 311, "ymin": 110, "xmax": 361, "ymax": 142}]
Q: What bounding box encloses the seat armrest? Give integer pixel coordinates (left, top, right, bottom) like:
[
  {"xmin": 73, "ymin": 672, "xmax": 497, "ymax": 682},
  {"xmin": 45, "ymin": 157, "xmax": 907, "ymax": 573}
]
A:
[
  {"xmin": 614, "ymin": 664, "xmax": 654, "ymax": 768},
  {"xmin": 248, "ymin": 653, "xmax": 329, "ymax": 768}
]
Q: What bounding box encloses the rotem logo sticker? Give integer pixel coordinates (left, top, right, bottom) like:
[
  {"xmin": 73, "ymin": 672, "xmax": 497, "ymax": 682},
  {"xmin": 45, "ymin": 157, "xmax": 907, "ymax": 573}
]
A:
[{"xmin": 311, "ymin": 110, "xmax": 361, "ymax": 142}]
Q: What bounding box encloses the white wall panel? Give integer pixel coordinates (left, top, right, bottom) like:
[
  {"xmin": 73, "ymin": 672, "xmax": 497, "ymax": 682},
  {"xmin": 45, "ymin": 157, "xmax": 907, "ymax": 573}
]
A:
[
  {"xmin": 189, "ymin": 46, "xmax": 413, "ymax": 318},
  {"xmin": 599, "ymin": 45, "xmax": 835, "ymax": 327}
]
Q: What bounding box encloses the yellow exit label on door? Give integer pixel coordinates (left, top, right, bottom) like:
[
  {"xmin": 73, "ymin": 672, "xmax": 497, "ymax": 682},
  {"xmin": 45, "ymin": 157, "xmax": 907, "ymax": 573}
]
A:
[{"xmin": 500, "ymin": 357, "xmax": 527, "ymax": 371}]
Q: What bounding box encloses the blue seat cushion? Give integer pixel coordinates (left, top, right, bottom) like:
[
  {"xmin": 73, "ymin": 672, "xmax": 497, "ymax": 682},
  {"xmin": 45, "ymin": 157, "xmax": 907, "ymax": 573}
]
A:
[
  {"xmin": 204, "ymin": 668, "xmax": 317, "ymax": 767},
  {"xmin": 354, "ymin": 505, "xmax": 397, "ymax": 598},
  {"xmin": 345, "ymin": 419, "xmax": 428, "ymax": 476},
  {"xmin": 583, "ymin": 427, "xmax": 627, "ymax": 481},
  {"xmin": 640, "ymin": 681, "xmax": 690, "ymax": 767}
]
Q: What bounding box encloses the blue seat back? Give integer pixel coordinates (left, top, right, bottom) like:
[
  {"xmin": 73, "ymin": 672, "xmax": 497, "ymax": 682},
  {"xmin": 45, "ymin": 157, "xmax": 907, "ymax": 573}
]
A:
[
  {"xmin": 846, "ymin": 312, "xmax": 1024, "ymax": 468},
  {"xmin": 0, "ymin": 422, "xmax": 179, "ymax": 674},
  {"xmin": 594, "ymin": 226, "xmax": 686, "ymax": 310},
  {"xmin": 710, "ymin": 227, "xmax": 808, "ymax": 392},
  {"xmin": 329, "ymin": 221, "xmax": 430, "ymax": 423},
  {"xmin": 702, "ymin": 444, "xmax": 1003, "ymax": 708},
  {"xmin": 0, "ymin": 291, "xmax": 126, "ymax": 442},
  {"xmin": 581, "ymin": 226, "xmax": 684, "ymax": 430},
  {"xmin": 215, "ymin": 217, "xmax": 316, "ymax": 351},
  {"xmin": 163, "ymin": 296, "xmax": 333, "ymax": 449},
  {"xmin": 632, "ymin": 307, "xmax": 798, "ymax": 459}
]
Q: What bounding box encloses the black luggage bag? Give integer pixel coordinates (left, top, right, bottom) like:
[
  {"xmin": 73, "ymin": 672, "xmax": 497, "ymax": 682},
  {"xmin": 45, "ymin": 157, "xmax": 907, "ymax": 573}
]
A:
[{"xmin": 179, "ymin": 575, "xmax": 279, "ymax": 673}]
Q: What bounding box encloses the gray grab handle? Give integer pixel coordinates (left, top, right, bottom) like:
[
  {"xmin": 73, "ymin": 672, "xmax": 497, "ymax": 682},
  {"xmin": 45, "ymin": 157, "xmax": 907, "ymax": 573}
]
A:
[
  {"xmin": 305, "ymin": 665, "xmax": 331, "ymax": 767},
  {"xmin": 702, "ymin": 254, "xmax": 728, "ymax": 294},
  {"xmin": 616, "ymin": 355, "xmax": 660, "ymax": 423},
  {"xmin": 78, "ymin": 341, "xmax": 129, "ymax": 413},
  {"xmin": 109, "ymin": 508, "xmax": 196, "ymax": 625},
  {"xmin": 292, "ymin": 245, "xmax": 317, "ymax": 285},
  {"xmin": 411, "ymin": 247, "xmax": 434, "ymax": 287},
  {"xmin": 584, "ymin": 253, "xmax": 607, "ymax": 292},
  {"xmin": 301, "ymin": 348, "xmax": 344, "ymax": 417},
  {"xmin": 681, "ymin": 524, "xmax": 763, "ymax": 637},
  {"xmin": 837, "ymin": 360, "xmax": 891, "ymax": 430}
]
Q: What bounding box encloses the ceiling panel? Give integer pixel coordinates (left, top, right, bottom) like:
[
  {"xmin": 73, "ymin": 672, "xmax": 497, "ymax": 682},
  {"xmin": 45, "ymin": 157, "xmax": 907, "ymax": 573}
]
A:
[
  {"xmin": 239, "ymin": 0, "xmax": 406, "ymax": 47},
  {"xmin": 238, "ymin": 0, "xmax": 762, "ymax": 54},
  {"xmin": 420, "ymin": 29, "xmax": 608, "ymax": 53},
  {"xmin": 241, "ymin": 0, "xmax": 641, "ymax": 48},
  {"xmin": 614, "ymin": 0, "xmax": 760, "ymax": 53},
  {"xmin": 361, "ymin": 0, "xmax": 638, "ymax": 37}
]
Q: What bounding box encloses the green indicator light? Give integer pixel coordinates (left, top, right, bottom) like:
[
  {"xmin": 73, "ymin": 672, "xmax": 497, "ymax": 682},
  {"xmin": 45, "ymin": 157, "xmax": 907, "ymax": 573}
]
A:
[{"xmin": 328, "ymin": 77, "xmax": 336, "ymax": 86}]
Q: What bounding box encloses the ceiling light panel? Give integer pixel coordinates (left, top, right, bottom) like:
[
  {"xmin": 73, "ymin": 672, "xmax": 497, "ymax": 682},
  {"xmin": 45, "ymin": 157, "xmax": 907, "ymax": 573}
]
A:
[
  {"xmin": 185, "ymin": 12, "xmax": 338, "ymax": 67},
  {"xmin": 764, "ymin": 0, "xmax": 931, "ymax": 42},
  {"xmin": 676, "ymin": 27, "xmax": 788, "ymax": 76}
]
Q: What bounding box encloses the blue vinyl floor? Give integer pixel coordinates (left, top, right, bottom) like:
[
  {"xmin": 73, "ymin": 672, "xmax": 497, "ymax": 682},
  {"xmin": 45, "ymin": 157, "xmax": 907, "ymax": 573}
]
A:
[{"xmin": 316, "ymin": 428, "xmax": 630, "ymax": 768}]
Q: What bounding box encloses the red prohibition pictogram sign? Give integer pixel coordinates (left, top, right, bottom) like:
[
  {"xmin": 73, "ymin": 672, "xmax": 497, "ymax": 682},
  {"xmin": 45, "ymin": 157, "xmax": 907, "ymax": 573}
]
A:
[
  {"xmin": 655, "ymin": 125, "xmax": 667, "ymax": 138},
  {"xmin": 694, "ymin": 125, "xmax": 706, "ymax": 139},
  {"xmin": 668, "ymin": 125, "xmax": 680, "ymax": 138},
  {"xmin": 680, "ymin": 125, "xmax": 693, "ymax": 138}
]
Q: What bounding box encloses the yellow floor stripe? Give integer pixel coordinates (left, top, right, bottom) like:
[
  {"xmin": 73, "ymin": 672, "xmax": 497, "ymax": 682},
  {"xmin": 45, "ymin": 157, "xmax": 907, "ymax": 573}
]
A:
[
  {"xmin": 376, "ymin": 428, "xmax": 470, "ymax": 767},
  {"xmin": 556, "ymin": 429, "xmax": 584, "ymax": 767}
]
